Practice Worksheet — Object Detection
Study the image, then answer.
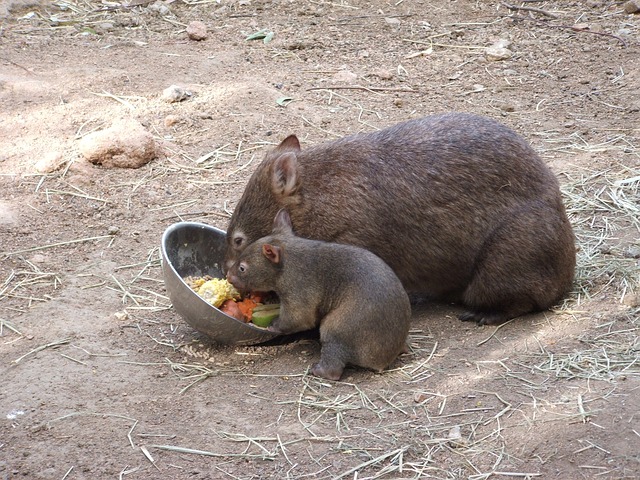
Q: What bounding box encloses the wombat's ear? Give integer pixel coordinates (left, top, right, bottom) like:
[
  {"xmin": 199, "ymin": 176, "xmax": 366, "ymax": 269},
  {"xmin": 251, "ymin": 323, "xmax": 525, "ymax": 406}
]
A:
[
  {"xmin": 271, "ymin": 152, "xmax": 300, "ymax": 199},
  {"xmin": 273, "ymin": 209, "xmax": 294, "ymax": 235},
  {"xmin": 276, "ymin": 135, "xmax": 301, "ymax": 153},
  {"xmin": 262, "ymin": 244, "xmax": 282, "ymax": 264}
]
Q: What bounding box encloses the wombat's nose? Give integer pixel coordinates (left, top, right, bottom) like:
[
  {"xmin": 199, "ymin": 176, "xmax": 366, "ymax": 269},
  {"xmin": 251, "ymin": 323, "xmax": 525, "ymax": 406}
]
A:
[{"xmin": 221, "ymin": 258, "xmax": 234, "ymax": 275}]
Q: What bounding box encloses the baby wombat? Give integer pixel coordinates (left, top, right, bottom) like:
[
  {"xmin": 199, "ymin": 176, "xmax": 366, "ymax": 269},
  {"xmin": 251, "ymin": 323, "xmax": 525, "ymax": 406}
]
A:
[
  {"xmin": 224, "ymin": 112, "xmax": 576, "ymax": 325},
  {"xmin": 226, "ymin": 209, "xmax": 411, "ymax": 381}
]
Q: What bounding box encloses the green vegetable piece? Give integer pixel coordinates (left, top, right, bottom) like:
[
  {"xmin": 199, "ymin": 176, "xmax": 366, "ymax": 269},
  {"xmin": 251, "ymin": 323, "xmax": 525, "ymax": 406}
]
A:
[{"xmin": 252, "ymin": 303, "xmax": 280, "ymax": 328}]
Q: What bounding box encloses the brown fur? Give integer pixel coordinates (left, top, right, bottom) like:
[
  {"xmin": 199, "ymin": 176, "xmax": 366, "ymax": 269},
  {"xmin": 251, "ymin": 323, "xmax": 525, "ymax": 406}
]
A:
[
  {"xmin": 226, "ymin": 210, "xmax": 411, "ymax": 381},
  {"xmin": 224, "ymin": 113, "xmax": 576, "ymax": 325}
]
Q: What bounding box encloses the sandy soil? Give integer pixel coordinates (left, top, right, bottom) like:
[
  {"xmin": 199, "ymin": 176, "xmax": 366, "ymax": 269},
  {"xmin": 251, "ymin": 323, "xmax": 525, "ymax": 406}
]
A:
[{"xmin": 1, "ymin": 1, "xmax": 639, "ymax": 479}]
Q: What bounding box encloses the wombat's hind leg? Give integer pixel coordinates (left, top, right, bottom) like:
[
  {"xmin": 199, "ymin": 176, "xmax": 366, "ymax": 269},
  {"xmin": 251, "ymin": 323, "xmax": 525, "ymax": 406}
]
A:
[
  {"xmin": 461, "ymin": 201, "xmax": 574, "ymax": 326},
  {"xmin": 311, "ymin": 361, "xmax": 344, "ymax": 381},
  {"xmin": 311, "ymin": 340, "xmax": 349, "ymax": 381}
]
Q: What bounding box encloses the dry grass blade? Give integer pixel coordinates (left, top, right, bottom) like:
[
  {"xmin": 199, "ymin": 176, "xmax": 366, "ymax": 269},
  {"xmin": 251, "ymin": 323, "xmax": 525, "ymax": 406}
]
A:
[
  {"xmin": 162, "ymin": 358, "xmax": 231, "ymax": 393},
  {"xmin": 1, "ymin": 318, "xmax": 23, "ymax": 337},
  {"xmin": 150, "ymin": 443, "xmax": 276, "ymax": 460},
  {"xmin": 334, "ymin": 446, "xmax": 410, "ymax": 479},
  {"xmin": 89, "ymin": 90, "xmax": 144, "ymax": 110},
  {"xmin": 1, "ymin": 234, "xmax": 115, "ymax": 258},
  {"xmin": 556, "ymin": 154, "xmax": 640, "ymax": 302},
  {"xmin": 13, "ymin": 338, "xmax": 71, "ymax": 363}
]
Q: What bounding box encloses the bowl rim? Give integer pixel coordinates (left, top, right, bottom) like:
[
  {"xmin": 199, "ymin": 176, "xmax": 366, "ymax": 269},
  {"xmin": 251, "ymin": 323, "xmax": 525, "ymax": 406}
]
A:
[{"xmin": 160, "ymin": 221, "xmax": 280, "ymax": 337}]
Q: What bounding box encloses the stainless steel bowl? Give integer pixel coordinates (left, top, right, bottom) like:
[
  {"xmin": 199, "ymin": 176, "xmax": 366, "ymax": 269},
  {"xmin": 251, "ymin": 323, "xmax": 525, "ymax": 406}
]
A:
[{"xmin": 161, "ymin": 222, "xmax": 280, "ymax": 345}]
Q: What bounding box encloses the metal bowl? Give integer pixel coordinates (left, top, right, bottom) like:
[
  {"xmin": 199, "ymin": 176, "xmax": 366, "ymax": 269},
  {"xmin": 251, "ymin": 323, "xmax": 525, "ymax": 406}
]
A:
[{"xmin": 161, "ymin": 222, "xmax": 280, "ymax": 345}]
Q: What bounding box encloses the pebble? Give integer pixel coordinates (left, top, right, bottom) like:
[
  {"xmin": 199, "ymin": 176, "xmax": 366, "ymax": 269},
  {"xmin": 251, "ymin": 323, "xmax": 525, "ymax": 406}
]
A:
[
  {"xmin": 498, "ymin": 103, "xmax": 516, "ymax": 112},
  {"xmin": 186, "ymin": 20, "xmax": 208, "ymax": 41},
  {"xmin": 30, "ymin": 254, "xmax": 47, "ymax": 263},
  {"xmin": 485, "ymin": 45, "xmax": 512, "ymax": 61},
  {"xmin": 162, "ymin": 85, "xmax": 192, "ymax": 103},
  {"xmin": 622, "ymin": 292, "xmax": 639, "ymax": 307},
  {"xmin": 78, "ymin": 118, "xmax": 158, "ymax": 169},
  {"xmin": 485, "ymin": 38, "xmax": 513, "ymax": 61},
  {"xmin": 332, "ymin": 69, "xmax": 358, "ymax": 84},
  {"xmin": 371, "ymin": 69, "xmax": 393, "ymax": 80},
  {"xmin": 623, "ymin": 0, "xmax": 640, "ymax": 13},
  {"xmin": 34, "ymin": 151, "xmax": 64, "ymax": 173},
  {"xmin": 625, "ymin": 246, "xmax": 640, "ymax": 259},
  {"xmin": 148, "ymin": 1, "xmax": 171, "ymax": 16},
  {"xmin": 164, "ymin": 114, "xmax": 181, "ymax": 127},
  {"xmin": 414, "ymin": 392, "xmax": 428, "ymax": 403},
  {"xmin": 95, "ymin": 22, "xmax": 114, "ymax": 34}
]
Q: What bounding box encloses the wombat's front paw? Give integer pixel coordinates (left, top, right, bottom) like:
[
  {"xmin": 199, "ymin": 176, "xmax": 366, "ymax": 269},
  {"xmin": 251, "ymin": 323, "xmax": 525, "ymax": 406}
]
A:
[
  {"xmin": 459, "ymin": 310, "xmax": 509, "ymax": 326},
  {"xmin": 311, "ymin": 362, "xmax": 343, "ymax": 381}
]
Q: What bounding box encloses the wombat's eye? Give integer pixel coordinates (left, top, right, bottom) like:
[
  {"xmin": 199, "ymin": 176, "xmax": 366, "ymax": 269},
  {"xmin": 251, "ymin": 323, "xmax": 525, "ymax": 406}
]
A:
[
  {"xmin": 233, "ymin": 236, "xmax": 244, "ymax": 248},
  {"xmin": 238, "ymin": 263, "xmax": 247, "ymax": 273}
]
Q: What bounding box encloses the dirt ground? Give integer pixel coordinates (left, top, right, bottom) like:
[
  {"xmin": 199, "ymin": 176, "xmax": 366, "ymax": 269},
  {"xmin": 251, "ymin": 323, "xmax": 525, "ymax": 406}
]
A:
[{"xmin": 1, "ymin": 0, "xmax": 639, "ymax": 479}]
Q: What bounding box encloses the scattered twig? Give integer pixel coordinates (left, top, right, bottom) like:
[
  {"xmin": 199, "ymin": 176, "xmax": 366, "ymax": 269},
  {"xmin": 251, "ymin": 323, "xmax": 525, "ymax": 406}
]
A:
[
  {"xmin": 151, "ymin": 444, "xmax": 276, "ymax": 460},
  {"xmin": 307, "ymin": 85, "xmax": 418, "ymax": 94},
  {"xmin": 501, "ymin": 1, "xmax": 559, "ymax": 19},
  {"xmin": 14, "ymin": 338, "xmax": 71, "ymax": 363},
  {"xmin": 2, "ymin": 235, "xmax": 114, "ymax": 258},
  {"xmin": 476, "ymin": 319, "xmax": 516, "ymax": 346}
]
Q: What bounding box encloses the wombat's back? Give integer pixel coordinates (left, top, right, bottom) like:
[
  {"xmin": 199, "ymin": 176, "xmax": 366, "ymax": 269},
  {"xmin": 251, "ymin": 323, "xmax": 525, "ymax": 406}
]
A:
[
  {"xmin": 274, "ymin": 235, "xmax": 412, "ymax": 376},
  {"xmin": 289, "ymin": 113, "xmax": 567, "ymax": 294},
  {"xmin": 226, "ymin": 112, "xmax": 576, "ymax": 324}
]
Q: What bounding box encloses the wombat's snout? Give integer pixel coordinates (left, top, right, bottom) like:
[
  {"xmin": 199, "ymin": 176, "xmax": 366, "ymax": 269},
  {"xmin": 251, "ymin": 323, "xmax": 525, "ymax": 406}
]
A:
[
  {"xmin": 226, "ymin": 270, "xmax": 245, "ymax": 293},
  {"xmin": 222, "ymin": 256, "xmax": 237, "ymax": 276}
]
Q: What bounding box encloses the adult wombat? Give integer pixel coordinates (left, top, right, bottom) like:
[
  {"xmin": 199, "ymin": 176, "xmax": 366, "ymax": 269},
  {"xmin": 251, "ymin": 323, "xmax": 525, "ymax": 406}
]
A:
[
  {"xmin": 226, "ymin": 209, "xmax": 411, "ymax": 381},
  {"xmin": 224, "ymin": 113, "xmax": 576, "ymax": 325}
]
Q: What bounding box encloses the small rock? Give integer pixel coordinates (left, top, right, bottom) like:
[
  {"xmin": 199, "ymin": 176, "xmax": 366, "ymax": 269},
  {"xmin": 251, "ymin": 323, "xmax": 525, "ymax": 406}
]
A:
[
  {"xmin": 493, "ymin": 38, "xmax": 512, "ymax": 49},
  {"xmin": 625, "ymin": 246, "xmax": 640, "ymax": 259},
  {"xmin": 95, "ymin": 22, "xmax": 114, "ymax": 34},
  {"xmin": 384, "ymin": 17, "xmax": 401, "ymax": 25},
  {"xmin": 78, "ymin": 118, "xmax": 157, "ymax": 169},
  {"xmin": 371, "ymin": 69, "xmax": 393, "ymax": 80},
  {"xmin": 148, "ymin": 1, "xmax": 171, "ymax": 16},
  {"xmin": 414, "ymin": 392, "xmax": 428, "ymax": 403},
  {"xmin": 498, "ymin": 103, "xmax": 516, "ymax": 112},
  {"xmin": 624, "ymin": 0, "xmax": 640, "ymax": 13},
  {"xmin": 164, "ymin": 114, "xmax": 181, "ymax": 127},
  {"xmin": 628, "ymin": 102, "xmax": 640, "ymax": 113},
  {"xmin": 186, "ymin": 20, "xmax": 208, "ymax": 41},
  {"xmin": 332, "ymin": 69, "xmax": 358, "ymax": 84},
  {"xmin": 448, "ymin": 425, "xmax": 462, "ymax": 441},
  {"xmin": 114, "ymin": 311, "xmax": 129, "ymax": 321},
  {"xmin": 34, "ymin": 151, "xmax": 64, "ymax": 173},
  {"xmin": 30, "ymin": 254, "xmax": 46, "ymax": 263},
  {"xmin": 162, "ymin": 85, "xmax": 192, "ymax": 103},
  {"xmin": 393, "ymin": 98, "xmax": 403, "ymax": 108},
  {"xmin": 107, "ymin": 226, "xmax": 120, "ymax": 235},
  {"xmin": 622, "ymin": 292, "xmax": 639, "ymax": 307},
  {"xmin": 485, "ymin": 45, "xmax": 512, "ymax": 61}
]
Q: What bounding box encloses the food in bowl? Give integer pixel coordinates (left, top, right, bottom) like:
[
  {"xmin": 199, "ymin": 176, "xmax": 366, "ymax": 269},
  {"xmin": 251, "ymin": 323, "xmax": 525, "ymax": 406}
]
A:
[{"xmin": 184, "ymin": 276, "xmax": 279, "ymax": 328}]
